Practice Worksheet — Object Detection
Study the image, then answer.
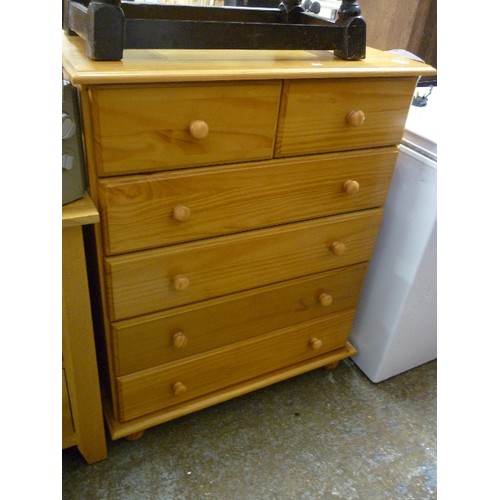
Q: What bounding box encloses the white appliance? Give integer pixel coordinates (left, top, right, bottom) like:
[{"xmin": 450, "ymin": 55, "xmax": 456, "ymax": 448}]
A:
[{"xmin": 349, "ymin": 85, "xmax": 437, "ymax": 383}]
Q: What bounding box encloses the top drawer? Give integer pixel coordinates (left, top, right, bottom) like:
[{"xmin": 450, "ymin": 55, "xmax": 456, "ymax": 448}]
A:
[
  {"xmin": 275, "ymin": 78, "xmax": 417, "ymax": 157},
  {"xmin": 88, "ymin": 81, "xmax": 281, "ymax": 176}
]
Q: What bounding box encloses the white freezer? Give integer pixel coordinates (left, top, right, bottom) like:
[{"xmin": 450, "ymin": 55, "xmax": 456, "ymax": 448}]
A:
[{"xmin": 349, "ymin": 85, "xmax": 437, "ymax": 383}]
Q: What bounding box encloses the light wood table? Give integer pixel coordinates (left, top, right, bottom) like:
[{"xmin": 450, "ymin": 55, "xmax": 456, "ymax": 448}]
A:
[{"xmin": 62, "ymin": 193, "xmax": 107, "ymax": 463}]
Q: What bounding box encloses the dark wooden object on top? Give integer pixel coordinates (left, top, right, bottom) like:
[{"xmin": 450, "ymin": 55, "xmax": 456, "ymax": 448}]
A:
[{"xmin": 62, "ymin": 0, "xmax": 366, "ymax": 61}]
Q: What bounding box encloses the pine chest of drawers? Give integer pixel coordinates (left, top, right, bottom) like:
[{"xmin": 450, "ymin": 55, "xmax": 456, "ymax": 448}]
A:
[{"xmin": 63, "ymin": 34, "xmax": 435, "ymax": 439}]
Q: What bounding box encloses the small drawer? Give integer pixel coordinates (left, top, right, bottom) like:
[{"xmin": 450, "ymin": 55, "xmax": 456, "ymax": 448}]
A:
[
  {"xmin": 112, "ymin": 264, "xmax": 367, "ymax": 375},
  {"xmin": 99, "ymin": 148, "xmax": 397, "ymax": 255},
  {"xmin": 105, "ymin": 208, "xmax": 383, "ymax": 321},
  {"xmin": 89, "ymin": 81, "xmax": 281, "ymax": 176},
  {"xmin": 275, "ymin": 78, "xmax": 417, "ymax": 157},
  {"xmin": 116, "ymin": 310, "xmax": 355, "ymax": 421}
]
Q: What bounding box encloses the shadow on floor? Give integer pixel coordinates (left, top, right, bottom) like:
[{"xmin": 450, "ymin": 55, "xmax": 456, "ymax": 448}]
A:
[{"xmin": 62, "ymin": 358, "xmax": 437, "ymax": 499}]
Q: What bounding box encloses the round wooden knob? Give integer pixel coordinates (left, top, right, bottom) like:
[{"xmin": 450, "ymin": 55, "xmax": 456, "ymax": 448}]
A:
[
  {"xmin": 189, "ymin": 120, "xmax": 209, "ymax": 139},
  {"xmin": 172, "ymin": 381, "xmax": 187, "ymax": 396},
  {"xmin": 309, "ymin": 338, "xmax": 323, "ymax": 350},
  {"xmin": 330, "ymin": 241, "xmax": 346, "ymax": 256},
  {"xmin": 173, "ymin": 205, "xmax": 191, "ymax": 222},
  {"xmin": 173, "ymin": 275, "xmax": 190, "ymax": 291},
  {"xmin": 319, "ymin": 293, "xmax": 333, "ymax": 307},
  {"xmin": 346, "ymin": 110, "xmax": 365, "ymax": 126},
  {"xmin": 343, "ymin": 180, "xmax": 360, "ymax": 195},
  {"xmin": 172, "ymin": 331, "xmax": 188, "ymax": 348}
]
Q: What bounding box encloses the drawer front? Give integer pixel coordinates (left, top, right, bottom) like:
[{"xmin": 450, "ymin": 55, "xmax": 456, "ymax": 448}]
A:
[
  {"xmin": 275, "ymin": 78, "xmax": 417, "ymax": 157},
  {"xmin": 99, "ymin": 148, "xmax": 397, "ymax": 255},
  {"xmin": 116, "ymin": 310, "xmax": 355, "ymax": 421},
  {"xmin": 112, "ymin": 264, "xmax": 367, "ymax": 375},
  {"xmin": 105, "ymin": 208, "xmax": 383, "ymax": 320},
  {"xmin": 89, "ymin": 81, "xmax": 281, "ymax": 176}
]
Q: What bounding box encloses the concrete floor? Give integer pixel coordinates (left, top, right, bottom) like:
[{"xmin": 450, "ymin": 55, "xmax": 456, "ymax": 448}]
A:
[{"xmin": 62, "ymin": 358, "xmax": 436, "ymax": 499}]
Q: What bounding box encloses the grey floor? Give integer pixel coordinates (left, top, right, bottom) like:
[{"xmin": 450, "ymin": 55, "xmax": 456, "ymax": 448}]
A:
[{"xmin": 62, "ymin": 358, "xmax": 437, "ymax": 500}]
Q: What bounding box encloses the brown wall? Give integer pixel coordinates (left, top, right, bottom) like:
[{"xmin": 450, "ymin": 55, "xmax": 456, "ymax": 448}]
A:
[{"xmin": 360, "ymin": 0, "xmax": 437, "ymax": 69}]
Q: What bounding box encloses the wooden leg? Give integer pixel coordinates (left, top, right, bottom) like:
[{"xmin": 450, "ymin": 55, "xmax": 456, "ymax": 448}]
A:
[
  {"xmin": 324, "ymin": 361, "xmax": 340, "ymax": 370},
  {"xmin": 125, "ymin": 430, "xmax": 145, "ymax": 441},
  {"xmin": 63, "ymin": 225, "xmax": 107, "ymax": 464}
]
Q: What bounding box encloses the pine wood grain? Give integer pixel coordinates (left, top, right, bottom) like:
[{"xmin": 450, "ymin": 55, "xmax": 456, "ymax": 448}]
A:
[
  {"xmin": 89, "ymin": 81, "xmax": 281, "ymax": 176},
  {"xmin": 99, "ymin": 147, "xmax": 397, "ymax": 255},
  {"xmin": 62, "ymin": 35, "xmax": 434, "ymax": 438},
  {"xmin": 106, "ymin": 343, "xmax": 357, "ymax": 439},
  {"xmin": 117, "ymin": 310, "xmax": 355, "ymax": 421},
  {"xmin": 62, "ymin": 222, "xmax": 107, "ymax": 462},
  {"xmin": 276, "ymin": 78, "xmax": 417, "ymax": 157},
  {"xmin": 62, "ymin": 192, "xmax": 99, "ymax": 228},
  {"xmin": 105, "ymin": 208, "xmax": 383, "ymax": 321},
  {"xmin": 62, "ymin": 33, "xmax": 436, "ymax": 85},
  {"xmin": 62, "ymin": 369, "xmax": 76, "ymax": 448},
  {"xmin": 112, "ymin": 264, "xmax": 367, "ymax": 375}
]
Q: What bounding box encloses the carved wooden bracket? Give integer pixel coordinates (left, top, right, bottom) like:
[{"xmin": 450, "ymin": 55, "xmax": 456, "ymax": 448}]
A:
[{"xmin": 63, "ymin": 0, "xmax": 366, "ymax": 61}]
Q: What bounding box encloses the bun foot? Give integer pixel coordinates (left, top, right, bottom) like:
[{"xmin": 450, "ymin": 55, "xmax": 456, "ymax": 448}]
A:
[
  {"xmin": 324, "ymin": 361, "xmax": 340, "ymax": 370},
  {"xmin": 125, "ymin": 430, "xmax": 145, "ymax": 441}
]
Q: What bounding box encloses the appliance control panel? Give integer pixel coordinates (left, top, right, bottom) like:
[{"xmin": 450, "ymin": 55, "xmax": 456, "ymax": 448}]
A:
[{"xmin": 62, "ymin": 80, "xmax": 87, "ymax": 205}]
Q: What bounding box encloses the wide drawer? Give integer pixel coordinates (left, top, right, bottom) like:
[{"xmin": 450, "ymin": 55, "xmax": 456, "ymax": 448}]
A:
[
  {"xmin": 275, "ymin": 78, "xmax": 417, "ymax": 157},
  {"xmin": 105, "ymin": 208, "xmax": 383, "ymax": 320},
  {"xmin": 112, "ymin": 264, "xmax": 367, "ymax": 375},
  {"xmin": 116, "ymin": 310, "xmax": 355, "ymax": 421},
  {"xmin": 99, "ymin": 148, "xmax": 397, "ymax": 255},
  {"xmin": 88, "ymin": 81, "xmax": 281, "ymax": 176}
]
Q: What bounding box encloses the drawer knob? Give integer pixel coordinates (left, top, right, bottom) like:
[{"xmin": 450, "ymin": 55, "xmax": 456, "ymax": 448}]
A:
[
  {"xmin": 346, "ymin": 110, "xmax": 365, "ymax": 127},
  {"xmin": 343, "ymin": 180, "xmax": 360, "ymax": 195},
  {"xmin": 173, "ymin": 205, "xmax": 191, "ymax": 222},
  {"xmin": 173, "ymin": 275, "xmax": 190, "ymax": 291},
  {"xmin": 330, "ymin": 241, "xmax": 346, "ymax": 256},
  {"xmin": 309, "ymin": 338, "xmax": 323, "ymax": 350},
  {"xmin": 172, "ymin": 381, "xmax": 187, "ymax": 396},
  {"xmin": 173, "ymin": 331, "xmax": 188, "ymax": 348},
  {"xmin": 319, "ymin": 293, "xmax": 333, "ymax": 307},
  {"xmin": 189, "ymin": 120, "xmax": 209, "ymax": 140}
]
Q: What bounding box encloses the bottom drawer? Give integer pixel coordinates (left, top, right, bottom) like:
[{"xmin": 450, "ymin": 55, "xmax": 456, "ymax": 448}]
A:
[{"xmin": 116, "ymin": 309, "xmax": 355, "ymax": 421}]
